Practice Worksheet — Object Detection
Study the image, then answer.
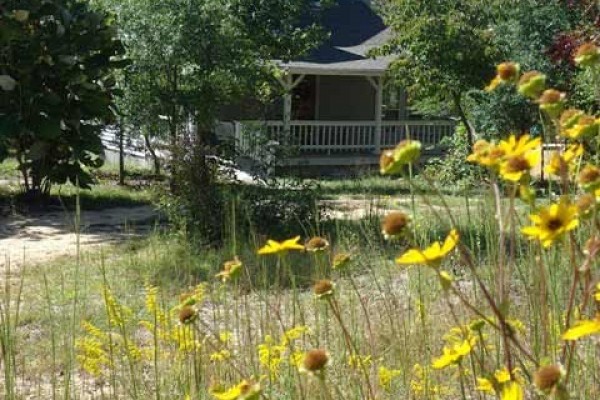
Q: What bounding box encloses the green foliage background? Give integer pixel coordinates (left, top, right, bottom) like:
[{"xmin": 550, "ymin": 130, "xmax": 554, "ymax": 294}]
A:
[{"xmin": 1, "ymin": 1, "xmax": 125, "ymax": 193}]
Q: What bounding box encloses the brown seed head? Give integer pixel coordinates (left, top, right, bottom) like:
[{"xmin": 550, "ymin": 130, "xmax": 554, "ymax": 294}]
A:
[
  {"xmin": 313, "ymin": 280, "xmax": 334, "ymax": 297},
  {"xmin": 577, "ymin": 194, "xmax": 596, "ymax": 214},
  {"xmin": 533, "ymin": 364, "xmax": 563, "ymax": 392},
  {"xmin": 379, "ymin": 150, "xmax": 394, "ymax": 171},
  {"xmin": 538, "ymin": 89, "xmax": 563, "ymax": 104},
  {"xmin": 239, "ymin": 382, "xmax": 251, "ymax": 394},
  {"xmin": 179, "ymin": 306, "xmax": 197, "ymax": 324},
  {"xmin": 578, "ymin": 165, "xmax": 600, "ymax": 185},
  {"xmin": 575, "ymin": 42, "xmax": 599, "ymax": 58},
  {"xmin": 505, "ymin": 155, "xmax": 530, "ymax": 173},
  {"xmin": 545, "ymin": 217, "xmax": 564, "ymax": 232},
  {"xmin": 303, "ymin": 349, "xmax": 329, "ymax": 372},
  {"xmin": 305, "ymin": 236, "xmax": 330, "ymax": 252},
  {"xmin": 382, "ymin": 212, "xmax": 410, "ymax": 237},
  {"xmin": 497, "ymin": 62, "xmax": 519, "ymax": 80}
]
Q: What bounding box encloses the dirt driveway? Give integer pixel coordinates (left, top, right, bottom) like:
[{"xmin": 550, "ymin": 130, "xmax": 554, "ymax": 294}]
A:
[{"xmin": 0, "ymin": 206, "xmax": 160, "ymax": 269}]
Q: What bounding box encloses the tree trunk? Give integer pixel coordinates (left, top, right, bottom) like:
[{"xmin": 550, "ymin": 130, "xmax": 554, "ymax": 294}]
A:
[
  {"xmin": 15, "ymin": 148, "xmax": 30, "ymax": 192},
  {"xmin": 118, "ymin": 127, "xmax": 125, "ymax": 186},
  {"xmin": 452, "ymin": 91, "xmax": 475, "ymax": 148},
  {"xmin": 143, "ymin": 132, "xmax": 160, "ymax": 176}
]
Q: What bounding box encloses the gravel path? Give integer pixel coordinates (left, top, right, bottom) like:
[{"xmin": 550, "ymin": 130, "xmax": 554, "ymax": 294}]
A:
[{"xmin": 0, "ymin": 206, "xmax": 160, "ymax": 269}]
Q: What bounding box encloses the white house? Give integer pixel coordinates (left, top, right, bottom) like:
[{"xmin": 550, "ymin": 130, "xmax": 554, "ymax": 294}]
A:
[{"xmin": 221, "ymin": 0, "xmax": 455, "ymax": 168}]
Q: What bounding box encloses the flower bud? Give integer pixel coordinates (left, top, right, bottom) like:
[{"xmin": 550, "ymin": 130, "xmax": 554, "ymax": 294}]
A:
[
  {"xmin": 533, "ymin": 364, "xmax": 564, "ymax": 393},
  {"xmin": 497, "ymin": 62, "xmax": 520, "ymax": 81},
  {"xmin": 305, "ymin": 237, "xmax": 330, "ymax": 252},
  {"xmin": 559, "ymin": 109, "xmax": 584, "ymax": 130},
  {"xmin": 313, "ymin": 280, "xmax": 335, "ymax": 299},
  {"xmin": 578, "ymin": 165, "xmax": 600, "ymax": 191},
  {"xmin": 518, "ymin": 71, "xmax": 546, "ymax": 99},
  {"xmin": 302, "ymin": 349, "xmax": 330, "ymax": 373},
  {"xmin": 380, "ymin": 140, "xmax": 422, "ymax": 175},
  {"xmin": 381, "ymin": 212, "xmax": 410, "ymax": 240},
  {"xmin": 538, "ymin": 89, "xmax": 565, "ymax": 118},
  {"xmin": 574, "ymin": 42, "xmax": 600, "ymax": 68},
  {"xmin": 179, "ymin": 306, "xmax": 197, "ymax": 324}
]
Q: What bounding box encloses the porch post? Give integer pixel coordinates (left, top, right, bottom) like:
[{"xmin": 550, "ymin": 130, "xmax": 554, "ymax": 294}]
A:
[
  {"xmin": 283, "ymin": 74, "xmax": 292, "ymax": 137},
  {"xmin": 374, "ymin": 76, "xmax": 383, "ymax": 154},
  {"xmin": 277, "ymin": 73, "xmax": 304, "ymax": 138}
]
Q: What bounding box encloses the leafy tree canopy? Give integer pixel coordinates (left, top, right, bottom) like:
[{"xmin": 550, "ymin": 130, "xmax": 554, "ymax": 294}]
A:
[
  {"xmin": 377, "ymin": 0, "xmax": 591, "ymax": 139},
  {"xmin": 93, "ymin": 0, "xmax": 324, "ymax": 145},
  {"xmin": 0, "ymin": 0, "xmax": 125, "ymax": 193}
]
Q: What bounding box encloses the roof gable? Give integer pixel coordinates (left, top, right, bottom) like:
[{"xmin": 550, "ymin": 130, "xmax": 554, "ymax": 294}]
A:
[{"xmin": 281, "ymin": 0, "xmax": 392, "ymax": 76}]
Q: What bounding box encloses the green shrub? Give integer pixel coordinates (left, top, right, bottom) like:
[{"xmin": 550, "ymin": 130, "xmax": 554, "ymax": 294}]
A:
[{"xmin": 423, "ymin": 126, "xmax": 482, "ymax": 189}]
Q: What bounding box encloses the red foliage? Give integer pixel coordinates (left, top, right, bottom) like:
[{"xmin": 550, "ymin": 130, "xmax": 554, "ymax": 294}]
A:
[{"xmin": 547, "ymin": 33, "xmax": 580, "ymax": 67}]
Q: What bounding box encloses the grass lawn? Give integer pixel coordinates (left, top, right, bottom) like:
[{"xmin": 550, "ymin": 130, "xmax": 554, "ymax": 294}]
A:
[{"xmin": 0, "ymin": 159, "xmax": 157, "ymax": 212}]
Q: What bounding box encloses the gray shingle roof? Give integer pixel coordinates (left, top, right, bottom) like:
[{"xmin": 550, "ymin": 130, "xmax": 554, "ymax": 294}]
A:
[{"xmin": 281, "ymin": 0, "xmax": 393, "ymax": 76}]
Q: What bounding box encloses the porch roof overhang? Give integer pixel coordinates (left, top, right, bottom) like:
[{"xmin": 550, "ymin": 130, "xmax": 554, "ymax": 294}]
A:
[
  {"xmin": 278, "ymin": 56, "xmax": 393, "ymax": 76},
  {"xmin": 276, "ymin": 23, "xmax": 394, "ymax": 77}
]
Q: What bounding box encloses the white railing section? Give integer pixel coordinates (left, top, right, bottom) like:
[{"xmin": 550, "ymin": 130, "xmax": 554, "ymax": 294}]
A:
[{"xmin": 234, "ymin": 120, "xmax": 455, "ymax": 158}]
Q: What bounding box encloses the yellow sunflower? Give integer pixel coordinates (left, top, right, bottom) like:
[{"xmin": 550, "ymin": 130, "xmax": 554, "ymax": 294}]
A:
[
  {"xmin": 499, "ymin": 151, "xmax": 540, "ymax": 182},
  {"xmin": 494, "ymin": 134, "xmax": 541, "ymax": 182},
  {"xmin": 544, "ymin": 144, "xmax": 583, "ymax": 177},
  {"xmin": 562, "ymin": 314, "xmax": 600, "ymax": 341},
  {"xmin": 501, "ymin": 381, "xmax": 524, "ymax": 400},
  {"xmin": 522, "ymin": 198, "xmax": 579, "ymax": 248},
  {"xmin": 562, "ymin": 115, "xmax": 600, "ymax": 140},
  {"xmin": 215, "ymin": 256, "xmax": 243, "ymax": 282},
  {"xmin": 210, "ymin": 379, "xmax": 261, "ymax": 400},
  {"xmin": 467, "ymin": 140, "xmax": 506, "ymax": 169},
  {"xmin": 498, "ymin": 134, "xmax": 541, "ymax": 157},
  {"xmin": 257, "ymin": 236, "xmax": 305, "ymax": 255},
  {"xmin": 431, "ymin": 336, "xmax": 476, "ymax": 369},
  {"xmin": 396, "ymin": 229, "xmax": 459, "ymax": 267}
]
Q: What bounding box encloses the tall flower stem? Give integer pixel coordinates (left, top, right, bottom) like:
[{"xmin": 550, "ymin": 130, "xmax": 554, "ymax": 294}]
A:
[{"xmin": 326, "ymin": 297, "xmax": 375, "ymax": 399}]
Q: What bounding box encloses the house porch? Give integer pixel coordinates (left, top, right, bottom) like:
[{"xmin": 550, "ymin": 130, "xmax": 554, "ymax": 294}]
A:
[{"xmin": 232, "ymin": 119, "xmax": 455, "ymax": 167}]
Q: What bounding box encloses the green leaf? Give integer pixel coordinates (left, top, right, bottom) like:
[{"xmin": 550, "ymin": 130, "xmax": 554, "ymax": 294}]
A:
[
  {"xmin": 0, "ymin": 115, "xmax": 20, "ymax": 137},
  {"xmin": 36, "ymin": 118, "xmax": 63, "ymax": 140}
]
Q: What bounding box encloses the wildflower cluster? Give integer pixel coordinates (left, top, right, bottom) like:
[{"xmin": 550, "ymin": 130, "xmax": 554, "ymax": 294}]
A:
[
  {"xmin": 73, "ymin": 45, "xmax": 600, "ymax": 397},
  {"xmin": 255, "ymin": 326, "xmax": 310, "ymax": 378},
  {"xmin": 413, "ymin": 43, "xmax": 600, "ymax": 399}
]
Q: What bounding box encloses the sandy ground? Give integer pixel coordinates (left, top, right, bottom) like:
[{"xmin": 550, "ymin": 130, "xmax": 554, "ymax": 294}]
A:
[
  {"xmin": 0, "ymin": 195, "xmax": 377, "ymax": 272},
  {"xmin": 0, "ymin": 206, "xmax": 160, "ymax": 270},
  {"xmin": 0, "ymin": 195, "xmax": 449, "ymax": 271}
]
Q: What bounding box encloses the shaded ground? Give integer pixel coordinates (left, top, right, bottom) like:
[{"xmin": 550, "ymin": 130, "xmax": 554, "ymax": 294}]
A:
[{"xmin": 0, "ymin": 206, "xmax": 161, "ymax": 269}]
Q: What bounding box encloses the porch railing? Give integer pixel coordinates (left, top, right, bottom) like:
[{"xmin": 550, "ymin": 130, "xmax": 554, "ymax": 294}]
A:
[{"xmin": 233, "ymin": 120, "xmax": 455, "ymax": 159}]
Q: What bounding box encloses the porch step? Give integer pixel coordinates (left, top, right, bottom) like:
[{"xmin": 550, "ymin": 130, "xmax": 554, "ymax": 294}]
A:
[{"xmin": 284, "ymin": 150, "xmax": 444, "ymax": 167}]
